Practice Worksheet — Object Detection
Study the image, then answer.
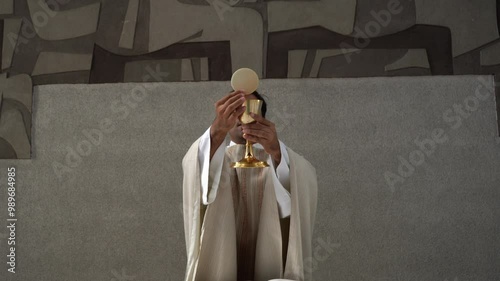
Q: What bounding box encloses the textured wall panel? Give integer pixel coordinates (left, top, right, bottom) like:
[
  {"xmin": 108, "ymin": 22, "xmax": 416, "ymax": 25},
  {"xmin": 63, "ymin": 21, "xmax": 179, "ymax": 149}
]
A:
[
  {"xmin": 123, "ymin": 59, "xmax": 181, "ymax": 82},
  {"xmin": 90, "ymin": 43, "xmax": 231, "ymax": 83},
  {"xmin": 27, "ymin": 0, "xmax": 100, "ymax": 40},
  {"xmin": 181, "ymin": 58, "xmax": 194, "ymax": 81},
  {"xmin": 118, "ymin": 0, "xmax": 140, "ymax": 49},
  {"xmin": 0, "ymin": 77, "xmax": 498, "ymax": 280},
  {"xmin": 385, "ymin": 49, "xmax": 430, "ymax": 71},
  {"xmin": 0, "ymin": 73, "xmax": 33, "ymax": 113},
  {"xmin": 268, "ymin": 0, "xmax": 357, "ymax": 35},
  {"xmin": 352, "ymin": 0, "xmax": 416, "ymax": 37},
  {"xmin": 31, "ymin": 52, "xmax": 93, "ymax": 75},
  {"xmin": 2, "ymin": 18, "xmax": 22, "ymax": 70},
  {"xmin": 0, "ymin": 0, "xmax": 13, "ymax": 15},
  {"xmin": 149, "ymin": 0, "xmax": 264, "ymax": 77},
  {"xmin": 200, "ymin": 57, "xmax": 209, "ymax": 81},
  {"xmin": 95, "ymin": 0, "xmax": 150, "ymax": 55},
  {"xmin": 415, "ymin": 0, "xmax": 500, "ymax": 57},
  {"xmin": 267, "ymin": 25, "xmax": 453, "ymax": 78},
  {"xmin": 287, "ymin": 50, "xmax": 308, "ymax": 78},
  {"xmin": 0, "ymin": 107, "xmax": 30, "ymax": 158},
  {"xmin": 309, "ymin": 49, "xmax": 359, "ymax": 78},
  {"xmin": 480, "ymin": 40, "xmax": 500, "ymax": 66}
]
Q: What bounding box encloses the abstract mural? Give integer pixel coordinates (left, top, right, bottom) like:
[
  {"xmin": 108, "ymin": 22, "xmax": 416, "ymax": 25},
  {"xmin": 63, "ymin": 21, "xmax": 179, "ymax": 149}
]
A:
[{"xmin": 1, "ymin": 0, "xmax": 499, "ymax": 158}]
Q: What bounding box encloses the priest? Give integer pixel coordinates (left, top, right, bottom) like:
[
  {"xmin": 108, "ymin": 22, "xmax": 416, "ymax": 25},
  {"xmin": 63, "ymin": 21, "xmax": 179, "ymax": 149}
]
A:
[{"xmin": 182, "ymin": 90, "xmax": 318, "ymax": 281}]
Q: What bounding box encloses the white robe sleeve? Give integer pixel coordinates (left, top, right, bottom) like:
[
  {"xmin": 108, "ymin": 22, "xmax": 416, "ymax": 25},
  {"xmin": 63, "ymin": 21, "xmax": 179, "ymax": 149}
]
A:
[
  {"xmin": 198, "ymin": 127, "xmax": 226, "ymax": 205},
  {"xmin": 267, "ymin": 140, "xmax": 292, "ymax": 218}
]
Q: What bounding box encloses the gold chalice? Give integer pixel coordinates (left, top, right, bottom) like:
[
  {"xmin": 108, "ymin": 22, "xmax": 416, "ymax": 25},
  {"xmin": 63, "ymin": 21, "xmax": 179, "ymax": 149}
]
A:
[{"xmin": 231, "ymin": 99, "xmax": 269, "ymax": 168}]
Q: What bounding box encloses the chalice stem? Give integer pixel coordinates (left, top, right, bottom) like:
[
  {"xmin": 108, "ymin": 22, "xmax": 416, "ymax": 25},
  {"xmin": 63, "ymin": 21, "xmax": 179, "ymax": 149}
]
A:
[{"xmin": 245, "ymin": 139, "xmax": 254, "ymax": 159}]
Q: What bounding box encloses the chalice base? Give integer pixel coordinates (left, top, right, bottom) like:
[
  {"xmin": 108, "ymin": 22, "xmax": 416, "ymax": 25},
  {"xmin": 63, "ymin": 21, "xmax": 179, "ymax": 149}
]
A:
[{"xmin": 231, "ymin": 156, "xmax": 269, "ymax": 168}]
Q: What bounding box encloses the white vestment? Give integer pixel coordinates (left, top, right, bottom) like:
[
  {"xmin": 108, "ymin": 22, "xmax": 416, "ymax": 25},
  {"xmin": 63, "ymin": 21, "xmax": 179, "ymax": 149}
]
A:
[
  {"xmin": 198, "ymin": 127, "xmax": 292, "ymax": 218},
  {"xmin": 182, "ymin": 131, "xmax": 318, "ymax": 281}
]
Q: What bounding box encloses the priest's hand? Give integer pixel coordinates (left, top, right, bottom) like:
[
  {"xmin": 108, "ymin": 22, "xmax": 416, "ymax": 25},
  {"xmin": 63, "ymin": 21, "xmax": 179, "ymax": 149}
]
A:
[
  {"xmin": 209, "ymin": 91, "xmax": 247, "ymax": 160},
  {"xmin": 211, "ymin": 90, "xmax": 247, "ymax": 136},
  {"xmin": 241, "ymin": 112, "xmax": 282, "ymax": 166}
]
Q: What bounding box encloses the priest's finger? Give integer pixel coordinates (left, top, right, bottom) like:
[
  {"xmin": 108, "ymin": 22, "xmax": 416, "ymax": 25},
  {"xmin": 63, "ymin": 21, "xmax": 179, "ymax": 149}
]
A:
[
  {"xmin": 242, "ymin": 133, "xmax": 259, "ymax": 143},
  {"xmin": 242, "ymin": 128, "xmax": 271, "ymax": 140},
  {"xmin": 222, "ymin": 92, "xmax": 245, "ymax": 109},
  {"xmin": 242, "ymin": 124, "xmax": 275, "ymax": 137},
  {"xmin": 242, "ymin": 122, "xmax": 268, "ymax": 131},
  {"xmin": 249, "ymin": 112, "xmax": 274, "ymax": 127},
  {"xmin": 223, "ymin": 94, "xmax": 246, "ymax": 117},
  {"xmin": 242, "ymin": 130, "xmax": 270, "ymax": 141},
  {"xmin": 217, "ymin": 93, "xmax": 243, "ymax": 117},
  {"xmin": 229, "ymin": 105, "xmax": 246, "ymax": 121},
  {"xmin": 215, "ymin": 90, "xmax": 245, "ymax": 107}
]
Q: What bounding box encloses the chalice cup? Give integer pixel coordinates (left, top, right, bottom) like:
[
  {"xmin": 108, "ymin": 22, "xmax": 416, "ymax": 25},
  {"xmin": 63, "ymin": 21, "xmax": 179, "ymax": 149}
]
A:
[{"xmin": 231, "ymin": 99, "xmax": 269, "ymax": 168}]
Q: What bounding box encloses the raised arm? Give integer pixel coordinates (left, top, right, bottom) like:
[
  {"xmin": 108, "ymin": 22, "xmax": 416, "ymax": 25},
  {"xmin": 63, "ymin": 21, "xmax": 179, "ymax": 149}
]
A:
[
  {"xmin": 209, "ymin": 90, "xmax": 247, "ymax": 160},
  {"xmin": 197, "ymin": 91, "xmax": 247, "ymax": 205}
]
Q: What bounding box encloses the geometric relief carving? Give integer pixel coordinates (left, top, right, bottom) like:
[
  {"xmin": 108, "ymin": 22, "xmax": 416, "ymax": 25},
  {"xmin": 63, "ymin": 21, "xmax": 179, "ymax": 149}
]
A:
[
  {"xmin": 31, "ymin": 71, "xmax": 91, "ymax": 86},
  {"xmin": 122, "ymin": 57, "xmax": 209, "ymax": 82},
  {"xmin": 310, "ymin": 49, "xmax": 359, "ymax": 78},
  {"xmin": 181, "ymin": 58, "xmax": 194, "ymax": 81},
  {"xmin": 480, "ymin": 40, "xmax": 500, "ymax": 66},
  {"xmin": 0, "ymin": 0, "xmax": 13, "ymax": 15},
  {"xmin": 90, "ymin": 43, "xmax": 230, "ymax": 83},
  {"xmin": 94, "ymin": 0, "xmax": 151, "ymax": 55},
  {"xmin": 415, "ymin": 0, "xmax": 500, "ymax": 57},
  {"xmin": 149, "ymin": 0, "xmax": 263, "ymax": 77},
  {"xmin": 267, "ymin": 25, "xmax": 453, "ymax": 78},
  {"xmin": 318, "ymin": 49, "xmax": 410, "ymax": 77},
  {"xmin": 268, "ymin": 0, "xmax": 357, "ymax": 35},
  {"xmin": 287, "ymin": 50, "xmax": 308, "ymax": 78},
  {"xmin": 200, "ymin": 57, "xmax": 208, "ymax": 81},
  {"xmin": 385, "ymin": 49, "xmax": 430, "ymax": 71},
  {"xmin": 0, "ymin": 106, "xmax": 31, "ymax": 159},
  {"xmin": 119, "ymin": 0, "xmax": 140, "ymax": 49},
  {"xmin": 2, "ymin": 18, "xmax": 22, "ymax": 70},
  {"xmin": 0, "ymin": 73, "xmax": 32, "ymax": 113},
  {"xmin": 352, "ymin": 0, "xmax": 416, "ymax": 37},
  {"xmin": 0, "ymin": 74, "xmax": 33, "ymax": 159},
  {"xmin": 0, "ymin": 137, "xmax": 17, "ymax": 159},
  {"xmin": 27, "ymin": 0, "xmax": 100, "ymax": 40},
  {"xmin": 124, "ymin": 59, "xmax": 181, "ymax": 82},
  {"xmin": 32, "ymin": 52, "xmax": 93, "ymax": 76}
]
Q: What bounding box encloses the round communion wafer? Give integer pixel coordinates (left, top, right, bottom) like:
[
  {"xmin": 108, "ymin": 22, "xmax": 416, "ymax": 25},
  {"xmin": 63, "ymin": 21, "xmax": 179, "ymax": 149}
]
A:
[{"xmin": 231, "ymin": 68, "xmax": 259, "ymax": 94}]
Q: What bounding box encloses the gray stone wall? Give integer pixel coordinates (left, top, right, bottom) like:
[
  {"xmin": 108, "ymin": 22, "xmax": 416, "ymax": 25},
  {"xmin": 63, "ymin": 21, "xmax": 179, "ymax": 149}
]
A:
[{"xmin": 0, "ymin": 76, "xmax": 498, "ymax": 280}]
